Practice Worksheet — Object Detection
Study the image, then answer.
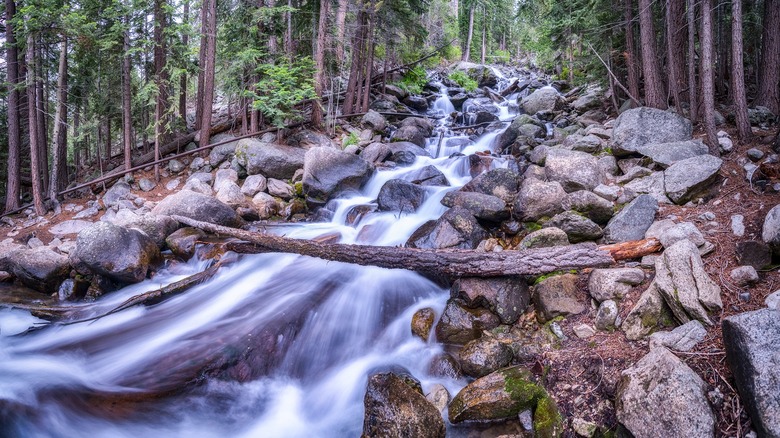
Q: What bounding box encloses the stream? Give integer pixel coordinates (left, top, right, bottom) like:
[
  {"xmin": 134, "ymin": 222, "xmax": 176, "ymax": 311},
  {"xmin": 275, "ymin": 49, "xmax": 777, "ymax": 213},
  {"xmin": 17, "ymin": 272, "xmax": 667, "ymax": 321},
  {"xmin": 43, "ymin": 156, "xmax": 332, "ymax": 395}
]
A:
[{"xmin": 0, "ymin": 70, "xmax": 530, "ymax": 437}]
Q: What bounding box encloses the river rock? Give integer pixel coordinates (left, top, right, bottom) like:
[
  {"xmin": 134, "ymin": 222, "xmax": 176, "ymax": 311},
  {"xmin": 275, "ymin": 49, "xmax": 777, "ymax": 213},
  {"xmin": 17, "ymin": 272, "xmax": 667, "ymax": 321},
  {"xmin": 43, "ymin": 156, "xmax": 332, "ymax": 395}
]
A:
[
  {"xmin": 234, "ymin": 138, "xmax": 306, "ymax": 179},
  {"xmin": 603, "ymin": 194, "xmax": 658, "ymax": 243},
  {"xmin": 152, "ymin": 190, "xmax": 243, "ymax": 227},
  {"xmin": 521, "ymin": 87, "xmax": 563, "ymax": 115},
  {"xmin": 361, "ymin": 142, "xmax": 393, "ymax": 163},
  {"xmin": 251, "ymin": 192, "xmax": 279, "ymax": 219},
  {"xmin": 451, "ymin": 277, "xmax": 530, "ymax": 325},
  {"xmin": 533, "ymin": 273, "xmax": 586, "ymax": 322},
  {"xmin": 102, "ymin": 181, "xmax": 132, "ymax": 208},
  {"xmin": 207, "ymin": 134, "xmax": 240, "ymax": 165},
  {"xmin": 165, "ymin": 227, "xmax": 206, "ymax": 259},
  {"xmin": 406, "ymin": 207, "xmax": 488, "ymax": 250},
  {"xmin": 70, "ymin": 222, "xmax": 161, "ymax": 284},
  {"xmin": 377, "ymin": 179, "xmax": 426, "ymax": 214},
  {"xmin": 562, "ymin": 190, "xmax": 614, "ymax": 224},
  {"xmin": 654, "ymin": 239, "xmax": 722, "ymax": 325},
  {"xmin": 411, "ymin": 307, "xmax": 435, "ymax": 341},
  {"xmin": 7, "ymin": 247, "xmax": 71, "ymax": 292},
  {"xmin": 362, "ymin": 371, "xmax": 446, "ymax": 438},
  {"xmin": 216, "ymin": 181, "xmax": 247, "ymax": 207},
  {"xmin": 649, "ymin": 320, "xmax": 707, "ymax": 351},
  {"xmin": 637, "ymin": 140, "xmax": 709, "ymax": 169},
  {"xmin": 611, "ymin": 107, "xmax": 693, "ymax": 156},
  {"xmin": 622, "ymin": 282, "xmax": 673, "ymax": 340},
  {"xmin": 425, "ymin": 384, "xmax": 450, "ymax": 414},
  {"xmin": 663, "ymin": 155, "xmax": 722, "ymax": 204},
  {"xmin": 545, "ymin": 211, "xmax": 603, "ymax": 243},
  {"xmin": 514, "ymin": 179, "xmax": 567, "ymax": 222},
  {"xmin": 519, "ymin": 227, "xmax": 569, "ymax": 249},
  {"xmin": 386, "ymin": 140, "xmax": 431, "ymax": 159},
  {"xmin": 390, "ymin": 118, "xmax": 433, "ymax": 148},
  {"xmin": 302, "ymin": 147, "xmax": 375, "ymax": 205},
  {"xmin": 762, "ymin": 204, "xmax": 780, "ymax": 254},
  {"xmin": 460, "ymin": 168, "xmax": 521, "ymax": 204},
  {"xmin": 544, "ymin": 148, "xmax": 603, "ymax": 192},
  {"xmin": 213, "ymin": 169, "xmax": 238, "ymax": 191},
  {"xmin": 267, "ymin": 178, "xmax": 294, "ymax": 199},
  {"xmin": 496, "ymin": 114, "xmax": 541, "ymax": 150},
  {"xmin": 435, "ymin": 299, "xmax": 500, "ymax": 345},
  {"xmin": 458, "ymin": 335, "xmax": 514, "ymax": 378},
  {"xmin": 588, "ymin": 268, "xmax": 645, "ymax": 302},
  {"xmin": 441, "ymin": 191, "xmax": 507, "ymax": 222},
  {"xmin": 403, "ymin": 95, "xmax": 429, "ymax": 112},
  {"xmin": 616, "ymin": 347, "xmax": 715, "ymax": 438},
  {"xmin": 361, "ymin": 110, "xmax": 387, "ymax": 132},
  {"xmin": 402, "ymin": 165, "xmax": 449, "ymax": 186},
  {"xmin": 114, "ymin": 213, "xmax": 180, "ymax": 249},
  {"xmin": 241, "ymin": 175, "xmax": 268, "ymax": 197},
  {"xmin": 722, "ymin": 308, "xmax": 780, "ymax": 438}
]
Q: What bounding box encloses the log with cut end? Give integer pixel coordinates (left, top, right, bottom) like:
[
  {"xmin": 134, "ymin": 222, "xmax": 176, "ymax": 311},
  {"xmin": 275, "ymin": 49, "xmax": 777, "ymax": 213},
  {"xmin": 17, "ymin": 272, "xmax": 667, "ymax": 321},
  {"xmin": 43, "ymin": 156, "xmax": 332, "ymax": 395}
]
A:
[{"xmin": 171, "ymin": 216, "xmax": 660, "ymax": 278}]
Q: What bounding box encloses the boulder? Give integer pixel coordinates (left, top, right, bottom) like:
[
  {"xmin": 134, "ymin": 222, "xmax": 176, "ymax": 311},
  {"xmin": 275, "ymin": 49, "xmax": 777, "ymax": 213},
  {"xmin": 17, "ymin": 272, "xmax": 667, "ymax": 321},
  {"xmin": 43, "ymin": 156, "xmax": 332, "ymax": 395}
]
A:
[
  {"xmin": 521, "ymin": 88, "xmax": 563, "ymax": 115},
  {"xmin": 114, "ymin": 213, "xmax": 180, "ymax": 249},
  {"xmin": 572, "ymin": 87, "xmax": 603, "ymax": 113},
  {"xmin": 451, "ymin": 277, "xmax": 530, "ymax": 325},
  {"xmin": 403, "ymin": 95, "xmax": 429, "ymax": 112},
  {"xmin": 458, "ymin": 335, "xmax": 514, "ymax": 377},
  {"xmin": 616, "ymin": 348, "xmax": 715, "ymax": 438},
  {"xmin": 377, "ymin": 179, "xmax": 427, "ymax": 214},
  {"xmin": 603, "ymin": 194, "xmax": 658, "ymax": 243},
  {"xmin": 562, "ymin": 190, "xmax": 614, "ymax": 224},
  {"xmin": 406, "ymin": 207, "xmax": 488, "ymax": 250},
  {"xmin": 762, "ymin": 204, "xmax": 780, "ymax": 254},
  {"xmin": 460, "ymin": 168, "xmax": 521, "ymax": 204},
  {"xmin": 402, "ymin": 165, "xmax": 449, "ymax": 186},
  {"xmin": 102, "ymin": 181, "xmax": 131, "ymax": 208},
  {"xmin": 8, "ymin": 247, "xmax": 70, "ymax": 293},
  {"xmin": 649, "ymin": 320, "xmax": 707, "ymax": 351},
  {"xmin": 611, "ymin": 107, "xmax": 693, "ymax": 156},
  {"xmin": 165, "ymin": 227, "xmax": 206, "ymax": 259},
  {"xmin": 623, "ymin": 172, "xmax": 670, "ymax": 204},
  {"xmin": 722, "ymin": 308, "xmax": 780, "ymax": 438},
  {"xmin": 656, "ymin": 221, "xmax": 707, "ymax": 249},
  {"xmin": 213, "ymin": 169, "xmax": 239, "ymax": 191},
  {"xmin": 251, "ymin": 192, "xmax": 279, "ymax": 219},
  {"xmin": 663, "ymin": 155, "xmax": 722, "ymax": 204},
  {"xmin": 391, "ymin": 118, "xmax": 433, "ymax": 148},
  {"xmin": 234, "ymin": 138, "xmax": 306, "ymax": 179},
  {"xmin": 70, "ymin": 222, "xmax": 160, "ymax": 284},
  {"xmin": 636, "ymin": 140, "xmax": 709, "ymax": 169},
  {"xmin": 138, "ymin": 178, "xmax": 157, "ymax": 192},
  {"xmin": 361, "ymin": 143, "xmax": 393, "ymax": 163},
  {"xmin": 441, "ymin": 191, "xmax": 507, "ymax": 222},
  {"xmin": 302, "ymin": 147, "xmax": 375, "ymax": 205},
  {"xmin": 544, "ymin": 148, "xmax": 603, "ymax": 192},
  {"xmin": 361, "ymin": 110, "xmax": 387, "ymax": 132},
  {"xmin": 49, "ymin": 220, "xmax": 93, "ymax": 236},
  {"xmin": 736, "ymin": 240, "xmax": 773, "ymax": 269},
  {"xmin": 216, "ymin": 182, "xmax": 247, "ymax": 207},
  {"xmin": 267, "ymin": 178, "xmax": 294, "ymax": 199},
  {"xmin": 545, "ymin": 211, "xmax": 603, "ymax": 243},
  {"xmin": 533, "ymin": 273, "xmax": 586, "ymax": 322},
  {"xmin": 595, "ymin": 300, "xmax": 619, "ymax": 330},
  {"xmin": 241, "ymin": 174, "xmax": 268, "ymax": 197},
  {"xmin": 435, "ymin": 299, "xmax": 500, "ymax": 344},
  {"xmin": 519, "ymin": 228, "xmax": 569, "ymax": 249},
  {"xmin": 207, "ymin": 133, "xmax": 240, "ymax": 165},
  {"xmin": 654, "ymin": 239, "xmax": 722, "ymax": 325},
  {"xmin": 152, "ymin": 190, "xmax": 242, "ymax": 227},
  {"xmin": 621, "ymin": 282, "xmax": 674, "ymax": 340},
  {"xmin": 496, "ymin": 114, "xmax": 543, "ymax": 150},
  {"xmin": 588, "ymin": 268, "xmax": 645, "ymax": 302},
  {"xmin": 513, "ymin": 179, "xmax": 567, "ymax": 222},
  {"xmin": 362, "ymin": 371, "xmax": 446, "ymax": 438},
  {"xmin": 729, "ymin": 265, "xmax": 760, "ymax": 287}
]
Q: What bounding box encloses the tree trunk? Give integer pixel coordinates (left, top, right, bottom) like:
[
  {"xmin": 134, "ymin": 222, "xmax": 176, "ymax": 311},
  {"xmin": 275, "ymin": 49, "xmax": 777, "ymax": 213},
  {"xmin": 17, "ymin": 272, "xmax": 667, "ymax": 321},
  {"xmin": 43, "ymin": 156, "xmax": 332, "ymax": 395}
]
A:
[
  {"xmin": 665, "ymin": 0, "xmax": 686, "ymax": 108},
  {"xmin": 34, "ymin": 40, "xmax": 49, "ymax": 195},
  {"xmin": 732, "ymin": 0, "xmax": 752, "ymax": 143},
  {"xmin": 49, "ymin": 37, "xmax": 69, "ymax": 205},
  {"xmin": 311, "ymin": 0, "xmax": 330, "ymax": 128},
  {"xmin": 624, "ymin": 0, "xmax": 641, "ymax": 106},
  {"xmin": 154, "ymin": 0, "xmax": 171, "ymax": 181},
  {"xmin": 756, "ymin": 0, "xmax": 780, "ymax": 114},
  {"xmin": 687, "ymin": 0, "xmax": 698, "ymax": 122},
  {"xmin": 701, "ymin": 0, "xmax": 719, "ymax": 154},
  {"xmin": 195, "ymin": 0, "xmax": 208, "ymax": 131},
  {"xmin": 480, "ymin": 6, "xmax": 486, "ymax": 64},
  {"xmin": 343, "ymin": 8, "xmax": 368, "ymax": 115},
  {"xmin": 5, "ymin": 0, "xmax": 21, "ymax": 212},
  {"xmin": 26, "ymin": 34, "xmax": 45, "ymax": 216},
  {"xmin": 123, "ymin": 10, "xmax": 134, "ymax": 176},
  {"xmin": 285, "ymin": 0, "xmax": 294, "ymax": 55},
  {"xmin": 334, "ymin": 0, "xmax": 348, "ymax": 63},
  {"xmin": 463, "ymin": 5, "xmax": 474, "ymax": 61},
  {"xmin": 638, "ymin": 0, "xmax": 668, "ymax": 108},
  {"xmin": 198, "ymin": 0, "xmax": 217, "ymax": 148},
  {"xmin": 179, "ymin": 0, "xmax": 190, "ymax": 125}
]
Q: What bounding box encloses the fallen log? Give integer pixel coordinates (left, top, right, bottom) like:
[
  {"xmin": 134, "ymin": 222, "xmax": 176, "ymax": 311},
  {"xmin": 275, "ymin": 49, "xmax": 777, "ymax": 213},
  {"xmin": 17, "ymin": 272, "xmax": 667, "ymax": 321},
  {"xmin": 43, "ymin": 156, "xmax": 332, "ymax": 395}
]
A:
[{"xmin": 171, "ymin": 215, "xmax": 649, "ymax": 278}]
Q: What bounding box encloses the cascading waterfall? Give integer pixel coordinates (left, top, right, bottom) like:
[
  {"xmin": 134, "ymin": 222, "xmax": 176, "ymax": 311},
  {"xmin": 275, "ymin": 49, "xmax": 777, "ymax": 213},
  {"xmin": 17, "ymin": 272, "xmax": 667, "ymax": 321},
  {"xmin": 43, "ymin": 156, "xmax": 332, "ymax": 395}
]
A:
[{"xmin": 0, "ymin": 71, "xmax": 523, "ymax": 438}]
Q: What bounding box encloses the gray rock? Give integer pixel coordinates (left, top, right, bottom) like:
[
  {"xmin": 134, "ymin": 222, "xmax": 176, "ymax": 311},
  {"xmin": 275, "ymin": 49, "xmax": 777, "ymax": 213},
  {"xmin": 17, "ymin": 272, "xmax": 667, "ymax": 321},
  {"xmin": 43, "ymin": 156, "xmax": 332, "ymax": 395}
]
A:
[
  {"xmin": 378, "ymin": 179, "xmax": 427, "ymax": 214},
  {"xmin": 302, "ymin": 147, "xmax": 374, "ymax": 205},
  {"xmin": 658, "ymin": 221, "xmax": 707, "ymax": 249},
  {"xmin": 521, "ymin": 87, "xmax": 563, "ymax": 115},
  {"xmin": 70, "ymin": 222, "xmax": 160, "ymax": 284},
  {"xmin": 165, "ymin": 227, "xmax": 206, "ymax": 259},
  {"xmin": 761, "ymin": 204, "xmax": 780, "ymax": 254},
  {"xmin": 207, "ymin": 134, "xmax": 239, "ymax": 165},
  {"xmin": 241, "ymin": 174, "xmax": 268, "ymax": 197},
  {"xmin": 649, "ymin": 320, "xmax": 707, "ymax": 351},
  {"xmin": 362, "ymin": 371, "xmax": 445, "ymax": 438},
  {"xmin": 188, "ymin": 172, "xmax": 213, "ymax": 185},
  {"xmin": 213, "ymin": 168, "xmax": 239, "ymax": 191},
  {"xmin": 73, "ymin": 205, "xmax": 101, "ymax": 219},
  {"xmin": 113, "ymin": 213, "xmax": 180, "ymax": 249},
  {"xmin": 623, "ymin": 171, "xmax": 670, "ymax": 204},
  {"xmin": 544, "ymin": 148, "xmax": 603, "ymax": 192},
  {"xmin": 458, "ymin": 335, "xmax": 514, "ymax": 378},
  {"xmin": 165, "ymin": 178, "xmax": 181, "ymax": 191},
  {"xmin": 50, "ymin": 220, "xmax": 93, "ymax": 236},
  {"xmin": 766, "ymin": 291, "xmax": 780, "ymax": 309},
  {"xmin": 361, "ymin": 110, "xmax": 387, "ymax": 132},
  {"xmin": 603, "ymin": 195, "xmax": 658, "ymax": 243},
  {"xmin": 425, "ymin": 384, "xmax": 450, "ymax": 414},
  {"xmin": 730, "ymin": 265, "xmax": 759, "ymax": 286},
  {"xmin": 663, "ymin": 155, "xmax": 723, "ymax": 204},
  {"xmin": 8, "ymin": 247, "xmax": 70, "ymax": 292},
  {"xmin": 595, "ymin": 299, "xmax": 619, "ymax": 330},
  {"xmin": 588, "ymin": 268, "xmax": 645, "ymax": 302},
  {"xmin": 562, "ymin": 190, "xmax": 614, "ymax": 224},
  {"xmin": 267, "ymin": 178, "xmax": 294, "ymax": 199},
  {"xmin": 189, "ymin": 157, "xmax": 206, "ymax": 171},
  {"xmin": 722, "ymin": 309, "xmax": 780, "ymax": 438},
  {"xmin": 612, "ymin": 107, "xmax": 693, "ymax": 156},
  {"xmin": 636, "ymin": 140, "xmax": 709, "ymax": 169},
  {"xmin": 545, "ymin": 211, "xmax": 603, "ymax": 243},
  {"xmin": 736, "ymin": 241, "xmax": 773, "ymax": 269},
  {"xmin": 402, "ymin": 165, "xmax": 449, "ymax": 187},
  {"xmin": 406, "ymin": 207, "xmax": 488, "ymax": 250},
  {"xmin": 251, "ymin": 192, "xmax": 279, "ymax": 219},
  {"xmin": 718, "ymin": 131, "xmax": 734, "ymax": 153},
  {"xmin": 234, "ymin": 138, "xmax": 306, "ymax": 179},
  {"xmin": 403, "ymin": 95, "xmax": 429, "ymax": 112},
  {"xmin": 570, "ymin": 134, "xmax": 603, "ymax": 153},
  {"xmin": 593, "ymin": 184, "xmax": 620, "ymax": 201},
  {"xmin": 731, "ymin": 214, "xmax": 745, "ymax": 237},
  {"xmin": 361, "ymin": 142, "xmax": 393, "ymax": 163},
  {"xmin": 747, "ymin": 148, "xmax": 765, "ymax": 162},
  {"xmin": 103, "ymin": 181, "xmax": 132, "ymax": 207},
  {"xmin": 513, "ymin": 179, "xmax": 567, "ymax": 222},
  {"xmin": 167, "ymin": 159, "xmax": 186, "ymax": 173},
  {"xmin": 182, "ymin": 178, "xmax": 214, "ymax": 196},
  {"xmin": 616, "ymin": 166, "xmax": 653, "ymax": 184},
  {"xmin": 573, "ymin": 324, "xmax": 596, "ymax": 339},
  {"xmin": 386, "ymin": 141, "xmax": 431, "ymax": 160},
  {"xmin": 533, "ymin": 273, "xmax": 586, "ymax": 322},
  {"xmin": 138, "ymin": 178, "xmax": 157, "ymax": 192},
  {"xmin": 441, "ymin": 191, "xmax": 507, "ymax": 222},
  {"xmin": 391, "ymin": 118, "xmax": 433, "ymax": 148},
  {"xmin": 654, "ymin": 239, "xmax": 722, "ymax": 325},
  {"xmin": 460, "ymin": 168, "xmax": 521, "ymax": 204},
  {"xmin": 152, "ymin": 190, "xmax": 242, "ymax": 227},
  {"xmin": 519, "ymin": 227, "xmax": 569, "ymax": 249},
  {"xmin": 451, "ymin": 277, "xmax": 530, "ymax": 325},
  {"xmin": 616, "ymin": 347, "xmax": 715, "ymax": 438},
  {"xmin": 622, "ymin": 282, "xmax": 674, "ymax": 340},
  {"xmin": 216, "ymin": 181, "xmax": 247, "ymax": 207},
  {"xmin": 435, "ymin": 299, "xmax": 500, "ymax": 344}
]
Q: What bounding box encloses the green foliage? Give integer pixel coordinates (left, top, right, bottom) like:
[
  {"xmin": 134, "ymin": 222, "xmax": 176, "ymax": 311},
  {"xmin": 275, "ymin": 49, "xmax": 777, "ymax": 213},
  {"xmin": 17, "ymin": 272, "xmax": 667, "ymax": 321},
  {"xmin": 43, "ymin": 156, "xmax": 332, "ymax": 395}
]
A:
[
  {"xmin": 448, "ymin": 70, "xmax": 478, "ymax": 92},
  {"xmin": 342, "ymin": 131, "xmax": 360, "ymax": 149},
  {"xmin": 396, "ymin": 65, "xmax": 429, "ymax": 95},
  {"xmin": 250, "ymin": 58, "xmax": 317, "ymax": 128}
]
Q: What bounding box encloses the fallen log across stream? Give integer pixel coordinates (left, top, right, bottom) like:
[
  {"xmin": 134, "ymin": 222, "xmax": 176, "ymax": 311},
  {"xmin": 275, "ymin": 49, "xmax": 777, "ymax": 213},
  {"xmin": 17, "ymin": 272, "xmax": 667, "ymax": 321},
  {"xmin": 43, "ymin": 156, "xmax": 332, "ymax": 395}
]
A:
[{"xmin": 171, "ymin": 215, "xmax": 662, "ymax": 278}]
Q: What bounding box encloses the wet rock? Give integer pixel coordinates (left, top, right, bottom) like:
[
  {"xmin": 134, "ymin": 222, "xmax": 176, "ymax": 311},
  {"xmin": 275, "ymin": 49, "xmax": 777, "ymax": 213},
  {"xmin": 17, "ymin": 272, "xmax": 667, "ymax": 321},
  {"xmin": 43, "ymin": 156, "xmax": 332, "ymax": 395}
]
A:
[
  {"xmin": 723, "ymin": 308, "xmax": 780, "ymax": 438},
  {"xmin": 616, "ymin": 347, "xmax": 715, "ymax": 438},
  {"xmin": 345, "ymin": 204, "xmax": 376, "ymax": 226},
  {"xmin": 521, "ymin": 88, "xmax": 564, "ymax": 115},
  {"xmin": 649, "ymin": 320, "xmax": 707, "ymax": 351},
  {"xmin": 636, "ymin": 140, "xmax": 709, "ymax": 169},
  {"xmin": 736, "ymin": 241, "xmax": 773, "ymax": 269},
  {"xmin": 562, "ymin": 190, "xmax": 614, "ymax": 224},
  {"xmin": 460, "ymin": 168, "xmax": 521, "ymax": 204},
  {"xmin": 152, "ymin": 190, "xmax": 243, "ymax": 227},
  {"xmin": 403, "ymin": 95, "xmax": 429, "ymax": 112},
  {"xmin": 7, "ymin": 247, "xmax": 70, "ymax": 293},
  {"xmin": 595, "ymin": 299, "xmax": 618, "ymax": 330},
  {"xmin": 451, "ymin": 277, "xmax": 530, "ymax": 325},
  {"xmin": 588, "ymin": 268, "xmax": 645, "ymax": 302},
  {"xmin": 362, "ymin": 371, "xmax": 446, "ymax": 438},
  {"xmin": 458, "ymin": 335, "xmax": 514, "ymax": 378},
  {"xmin": 514, "ymin": 179, "xmax": 567, "ymax": 222},
  {"xmin": 496, "ymin": 114, "xmax": 542, "ymax": 150},
  {"xmin": 251, "ymin": 192, "xmax": 279, "ymax": 219},
  {"xmin": 402, "ymin": 165, "xmax": 449, "ymax": 186},
  {"xmin": 762, "ymin": 204, "xmax": 780, "ymax": 254},
  {"xmin": 428, "ymin": 353, "xmax": 462, "ymax": 378},
  {"xmin": 207, "ymin": 133, "xmax": 240, "ymax": 165},
  {"xmin": 70, "ymin": 222, "xmax": 161, "ymax": 284},
  {"xmin": 544, "ymin": 148, "xmax": 603, "ymax": 192},
  {"xmin": 622, "ymin": 282, "xmax": 673, "ymax": 340},
  {"xmin": 545, "ymin": 211, "xmax": 603, "ymax": 243},
  {"xmin": 411, "ymin": 307, "xmax": 436, "ymax": 341},
  {"xmin": 267, "ymin": 178, "xmax": 294, "ymax": 199},
  {"xmin": 102, "ymin": 181, "xmax": 132, "ymax": 208},
  {"xmin": 361, "ymin": 143, "xmax": 393, "ymax": 163},
  {"xmin": 533, "ymin": 273, "xmax": 586, "ymax": 322},
  {"xmin": 391, "ymin": 118, "xmax": 433, "ymax": 148},
  {"xmin": 730, "ymin": 265, "xmax": 759, "ymax": 286},
  {"xmin": 654, "ymin": 239, "xmax": 722, "ymax": 325},
  {"xmin": 425, "ymin": 384, "xmax": 450, "ymax": 414},
  {"xmin": 611, "ymin": 107, "xmax": 693, "ymax": 156},
  {"xmin": 377, "ymin": 179, "xmax": 426, "ymax": 214},
  {"xmin": 435, "ymin": 299, "xmax": 500, "ymax": 345},
  {"xmin": 234, "ymin": 138, "xmax": 306, "ymax": 180},
  {"xmin": 50, "ymin": 220, "xmax": 93, "ymax": 237},
  {"xmin": 386, "ymin": 141, "xmax": 431, "ymax": 160},
  {"xmin": 407, "ymin": 207, "xmax": 488, "ymax": 250},
  {"xmin": 663, "ymin": 155, "xmax": 722, "ymax": 204},
  {"xmin": 361, "ymin": 110, "xmax": 387, "ymax": 132},
  {"xmin": 441, "ymin": 191, "xmax": 507, "ymax": 222},
  {"xmin": 114, "ymin": 213, "xmax": 180, "ymax": 249},
  {"xmin": 165, "ymin": 227, "xmax": 206, "ymax": 259},
  {"xmin": 519, "ymin": 227, "xmax": 569, "ymax": 249},
  {"xmin": 603, "ymin": 194, "xmax": 658, "ymax": 243},
  {"xmin": 216, "ymin": 181, "xmax": 247, "ymax": 207},
  {"xmin": 302, "ymin": 147, "xmax": 375, "ymax": 205}
]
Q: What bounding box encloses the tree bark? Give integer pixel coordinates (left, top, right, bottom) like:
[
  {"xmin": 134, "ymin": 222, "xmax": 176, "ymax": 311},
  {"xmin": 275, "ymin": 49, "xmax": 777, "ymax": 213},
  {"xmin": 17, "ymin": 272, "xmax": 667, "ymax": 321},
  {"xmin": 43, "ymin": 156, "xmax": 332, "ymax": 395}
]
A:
[
  {"xmin": 49, "ymin": 37, "xmax": 69, "ymax": 206},
  {"xmin": 311, "ymin": 0, "xmax": 330, "ymax": 127},
  {"xmin": 638, "ymin": 0, "xmax": 668, "ymax": 108},
  {"xmin": 665, "ymin": 0, "xmax": 686, "ymax": 108},
  {"xmin": 463, "ymin": 5, "xmax": 474, "ymax": 61},
  {"xmin": 26, "ymin": 34, "xmax": 45, "ymax": 216},
  {"xmin": 624, "ymin": 0, "xmax": 641, "ymax": 102},
  {"xmin": 480, "ymin": 6, "xmax": 486, "ymax": 64},
  {"xmin": 179, "ymin": 0, "xmax": 190, "ymax": 125},
  {"xmin": 756, "ymin": 0, "xmax": 780, "ymax": 114},
  {"xmin": 198, "ymin": 0, "xmax": 217, "ymax": 148},
  {"xmin": 701, "ymin": 0, "xmax": 719, "ymax": 154},
  {"xmin": 34, "ymin": 39, "xmax": 50, "ymax": 195},
  {"xmin": 5, "ymin": 0, "xmax": 21, "ymax": 212},
  {"xmin": 334, "ymin": 0, "xmax": 348, "ymax": 63},
  {"xmin": 687, "ymin": 0, "xmax": 698, "ymax": 122},
  {"xmin": 732, "ymin": 0, "xmax": 752, "ymax": 143},
  {"xmin": 123, "ymin": 9, "xmax": 134, "ymax": 177}
]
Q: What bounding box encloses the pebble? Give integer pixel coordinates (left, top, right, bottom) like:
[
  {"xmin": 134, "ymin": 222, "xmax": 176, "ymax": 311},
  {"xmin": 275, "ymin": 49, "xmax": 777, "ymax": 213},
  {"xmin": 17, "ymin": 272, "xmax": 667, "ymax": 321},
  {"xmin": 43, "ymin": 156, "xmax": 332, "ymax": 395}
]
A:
[
  {"xmin": 573, "ymin": 324, "xmax": 596, "ymax": 339},
  {"xmin": 731, "ymin": 215, "xmax": 745, "ymax": 237},
  {"xmin": 746, "ymin": 148, "xmax": 764, "ymax": 161},
  {"xmin": 699, "ymin": 211, "xmax": 716, "ymax": 221},
  {"xmin": 739, "ymin": 292, "xmax": 751, "ymax": 302},
  {"xmin": 549, "ymin": 321, "xmax": 565, "ymax": 339},
  {"xmin": 730, "ymin": 265, "xmax": 759, "ymax": 286},
  {"xmin": 518, "ymin": 410, "xmax": 534, "ymax": 431}
]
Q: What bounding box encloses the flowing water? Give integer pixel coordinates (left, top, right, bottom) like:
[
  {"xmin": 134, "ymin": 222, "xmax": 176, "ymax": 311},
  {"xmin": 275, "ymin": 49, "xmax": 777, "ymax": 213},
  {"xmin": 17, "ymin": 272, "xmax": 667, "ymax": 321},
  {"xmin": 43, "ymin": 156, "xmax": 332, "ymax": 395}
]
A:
[{"xmin": 0, "ymin": 74, "xmax": 522, "ymax": 438}]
